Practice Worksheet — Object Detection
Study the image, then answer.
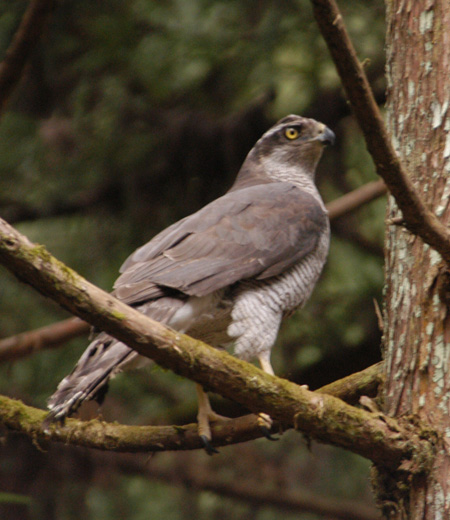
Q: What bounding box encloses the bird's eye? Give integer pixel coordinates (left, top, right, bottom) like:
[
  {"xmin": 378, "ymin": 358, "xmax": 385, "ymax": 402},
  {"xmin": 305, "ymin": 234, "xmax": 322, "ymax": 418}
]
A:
[{"xmin": 284, "ymin": 127, "xmax": 300, "ymax": 140}]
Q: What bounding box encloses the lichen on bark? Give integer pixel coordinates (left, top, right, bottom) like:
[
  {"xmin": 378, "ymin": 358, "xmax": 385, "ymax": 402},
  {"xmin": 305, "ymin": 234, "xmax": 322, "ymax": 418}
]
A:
[{"xmin": 382, "ymin": 1, "xmax": 450, "ymax": 517}]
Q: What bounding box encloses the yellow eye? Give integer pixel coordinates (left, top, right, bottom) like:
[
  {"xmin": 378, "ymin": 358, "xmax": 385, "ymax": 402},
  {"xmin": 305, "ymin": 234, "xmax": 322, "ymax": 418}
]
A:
[{"xmin": 284, "ymin": 127, "xmax": 300, "ymax": 140}]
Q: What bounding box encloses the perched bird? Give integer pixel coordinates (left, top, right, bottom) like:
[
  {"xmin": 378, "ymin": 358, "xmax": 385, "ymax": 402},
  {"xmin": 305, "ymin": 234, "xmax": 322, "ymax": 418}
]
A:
[{"xmin": 45, "ymin": 114, "xmax": 334, "ymax": 450}]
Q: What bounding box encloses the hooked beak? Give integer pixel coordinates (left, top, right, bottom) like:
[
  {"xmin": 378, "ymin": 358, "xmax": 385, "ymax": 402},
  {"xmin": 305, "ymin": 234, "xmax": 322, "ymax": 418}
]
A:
[{"xmin": 316, "ymin": 126, "xmax": 336, "ymax": 146}]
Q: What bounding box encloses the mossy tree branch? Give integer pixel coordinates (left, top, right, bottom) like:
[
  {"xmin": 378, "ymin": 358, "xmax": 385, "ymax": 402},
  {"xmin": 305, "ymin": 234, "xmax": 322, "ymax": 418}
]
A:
[
  {"xmin": 0, "ymin": 218, "xmax": 433, "ymax": 469},
  {"xmin": 0, "ymin": 363, "xmax": 383, "ymax": 454}
]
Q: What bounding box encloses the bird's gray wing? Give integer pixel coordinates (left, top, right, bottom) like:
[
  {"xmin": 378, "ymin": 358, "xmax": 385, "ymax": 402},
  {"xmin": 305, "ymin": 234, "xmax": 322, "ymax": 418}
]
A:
[{"xmin": 114, "ymin": 182, "xmax": 327, "ymax": 302}]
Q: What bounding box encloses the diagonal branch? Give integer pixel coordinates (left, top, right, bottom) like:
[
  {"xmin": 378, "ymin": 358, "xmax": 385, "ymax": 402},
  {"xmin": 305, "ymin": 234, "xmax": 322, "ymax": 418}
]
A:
[
  {"xmin": 0, "ymin": 218, "xmax": 433, "ymax": 469},
  {"xmin": 0, "ymin": 0, "xmax": 56, "ymax": 115},
  {"xmin": 310, "ymin": 0, "xmax": 450, "ymax": 264}
]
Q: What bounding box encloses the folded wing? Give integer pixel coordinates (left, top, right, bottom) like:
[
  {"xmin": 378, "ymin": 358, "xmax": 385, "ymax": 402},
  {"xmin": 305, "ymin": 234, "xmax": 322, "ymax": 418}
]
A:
[{"xmin": 114, "ymin": 182, "xmax": 327, "ymax": 303}]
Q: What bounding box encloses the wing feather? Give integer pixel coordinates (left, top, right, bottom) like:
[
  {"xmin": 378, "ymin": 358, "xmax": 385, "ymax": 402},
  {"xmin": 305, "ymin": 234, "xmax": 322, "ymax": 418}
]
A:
[{"xmin": 114, "ymin": 182, "xmax": 327, "ymax": 302}]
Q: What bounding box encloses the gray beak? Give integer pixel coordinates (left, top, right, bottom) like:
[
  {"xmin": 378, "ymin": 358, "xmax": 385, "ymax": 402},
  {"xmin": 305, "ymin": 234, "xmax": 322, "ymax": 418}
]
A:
[{"xmin": 317, "ymin": 127, "xmax": 336, "ymax": 146}]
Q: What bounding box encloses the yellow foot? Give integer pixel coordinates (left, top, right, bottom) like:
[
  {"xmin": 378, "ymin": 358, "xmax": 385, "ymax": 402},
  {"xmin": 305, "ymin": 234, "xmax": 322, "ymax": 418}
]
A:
[
  {"xmin": 257, "ymin": 412, "xmax": 278, "ymax": 441},
  {"xmin": 196, "ymin": 384, "xmax": 232, "ymax": 455}
]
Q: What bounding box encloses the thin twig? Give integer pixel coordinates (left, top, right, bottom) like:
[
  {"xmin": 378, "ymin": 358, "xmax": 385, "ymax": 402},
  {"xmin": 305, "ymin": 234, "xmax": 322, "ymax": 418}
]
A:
[
  {"xmin": 0, "ymin": 0, "xmax": 56, "ymax": 115},
  {"xmin": 310, "ymin": 0, "xmax": 450, "ymax": 264},
  {"xmin": 373, "ymin": 299, "xmax": 384, "ymax": 332}
]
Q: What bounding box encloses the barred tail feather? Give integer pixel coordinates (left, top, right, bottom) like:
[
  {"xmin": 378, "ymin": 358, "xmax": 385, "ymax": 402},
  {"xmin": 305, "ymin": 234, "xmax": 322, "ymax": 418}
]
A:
[
  {"xmin": 44, "ymin": 333, "xmax": 136, "ymax": 427},
  {"xmin": 43, "ymin": 298, "xmax": 184, "ymax": 429}
]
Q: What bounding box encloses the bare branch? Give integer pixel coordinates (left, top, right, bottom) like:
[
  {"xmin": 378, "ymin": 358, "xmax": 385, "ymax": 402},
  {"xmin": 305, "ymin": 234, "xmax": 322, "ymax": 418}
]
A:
[
  {"xmin": 327, "ymin": 180, "xmax": 386, "ymax": 221},
  {"xmin": 0, "ymin": 317, "xmax": 88, "ymax": 363},
  {"xmin": 310, "ymin": 0, "xmax": 450, "ymax": 264},
  {"xmin": 0, "ymin": 218, "xmax": 433, "ymax": 468},
  {"xmin": 0, "ymin": 0, "xmax": 56, "ymax": 114},
  {"xmin": 113, "ymin": 454, "xmax": 381, "ymax": 520},
  {"xmin": 317, "ymin": 361, "xmax": 383, "ymax": 404}
]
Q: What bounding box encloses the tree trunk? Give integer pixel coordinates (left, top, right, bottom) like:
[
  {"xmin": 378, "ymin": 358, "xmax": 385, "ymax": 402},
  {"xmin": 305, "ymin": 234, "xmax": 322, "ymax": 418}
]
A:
[{"xmin": 381, "ymin": 1, "xmax": 450, "ymax": 517}]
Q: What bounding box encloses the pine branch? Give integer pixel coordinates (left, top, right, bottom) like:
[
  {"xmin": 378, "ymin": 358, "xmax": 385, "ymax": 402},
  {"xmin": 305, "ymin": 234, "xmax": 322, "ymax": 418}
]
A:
[
  {"xmin": 0, "ymin": 0, "xmax": 56, "ymax": 114},
  {"xmin": 0, "ymin": 218, "xmax": 433, "ymax": 469},
  {"xmin": 310, "ymin": 0, "xmax": 450, "ymax": 264}
]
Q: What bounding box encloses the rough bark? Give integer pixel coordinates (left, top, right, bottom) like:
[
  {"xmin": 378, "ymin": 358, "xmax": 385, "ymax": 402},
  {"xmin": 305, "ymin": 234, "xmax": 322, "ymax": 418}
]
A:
[{"xmin": 381, "ymin": 1, "xmax": 450, "ymax": 518}]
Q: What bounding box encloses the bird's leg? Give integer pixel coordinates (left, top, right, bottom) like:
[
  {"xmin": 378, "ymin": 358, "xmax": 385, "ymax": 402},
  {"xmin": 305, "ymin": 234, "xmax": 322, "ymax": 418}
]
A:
[
  {"xmin": 258, "ymin": 353, "xmax": 275, "ymax": 376},
  {"xmin": 257, "ymin": 354, "xmax": 278, "ymax": 440},
  {"xmin": 196, "ymin": 384, "xmax": 230, "ymax": 455}
]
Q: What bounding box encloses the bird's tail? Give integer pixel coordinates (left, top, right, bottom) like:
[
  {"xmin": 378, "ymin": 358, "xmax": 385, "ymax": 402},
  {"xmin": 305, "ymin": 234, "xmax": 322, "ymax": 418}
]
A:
[
  {"xmin": 43, "ymin": 332, "xmax": 137, "ymax": 428},
  {"xmin": 44, "ymin": 297, "xmax": 184, "ymax": 429}
]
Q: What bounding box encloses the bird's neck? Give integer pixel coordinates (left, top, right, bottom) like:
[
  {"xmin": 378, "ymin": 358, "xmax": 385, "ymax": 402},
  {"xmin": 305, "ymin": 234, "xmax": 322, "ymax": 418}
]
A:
[
  {"xmin": 232, "ymin": 153, "xmax": 320, "ymax": 195},
  {"xmin": 267, "ymin": 167, "xmax": 325, "ymax": 210}
]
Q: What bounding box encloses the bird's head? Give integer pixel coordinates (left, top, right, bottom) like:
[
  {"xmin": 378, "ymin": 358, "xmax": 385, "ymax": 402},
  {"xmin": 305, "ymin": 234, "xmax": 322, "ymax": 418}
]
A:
[{"xmin": 247, "ymin": 115, "xmax": 335, "ymax": 184}]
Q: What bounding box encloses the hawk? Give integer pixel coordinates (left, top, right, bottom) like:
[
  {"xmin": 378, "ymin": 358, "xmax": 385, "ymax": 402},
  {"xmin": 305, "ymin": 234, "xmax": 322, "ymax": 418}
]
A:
[{"xmin": 45, "ymin": 115, "xmax": 334, "ymax": 450}]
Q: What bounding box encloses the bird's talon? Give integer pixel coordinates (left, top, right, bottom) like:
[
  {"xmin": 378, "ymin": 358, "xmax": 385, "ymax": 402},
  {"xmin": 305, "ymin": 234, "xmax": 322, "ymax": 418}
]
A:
[
  {"xmin": 199, "ymin": 435, "xmax": 219, "ymax": 455},
  {"xmin": 260, "ymin": 425, "xmax": 279, "ymax": 441},
  {"xmin": 257, "ymin": 412, "xmax": 277, "ymax": 440}
]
